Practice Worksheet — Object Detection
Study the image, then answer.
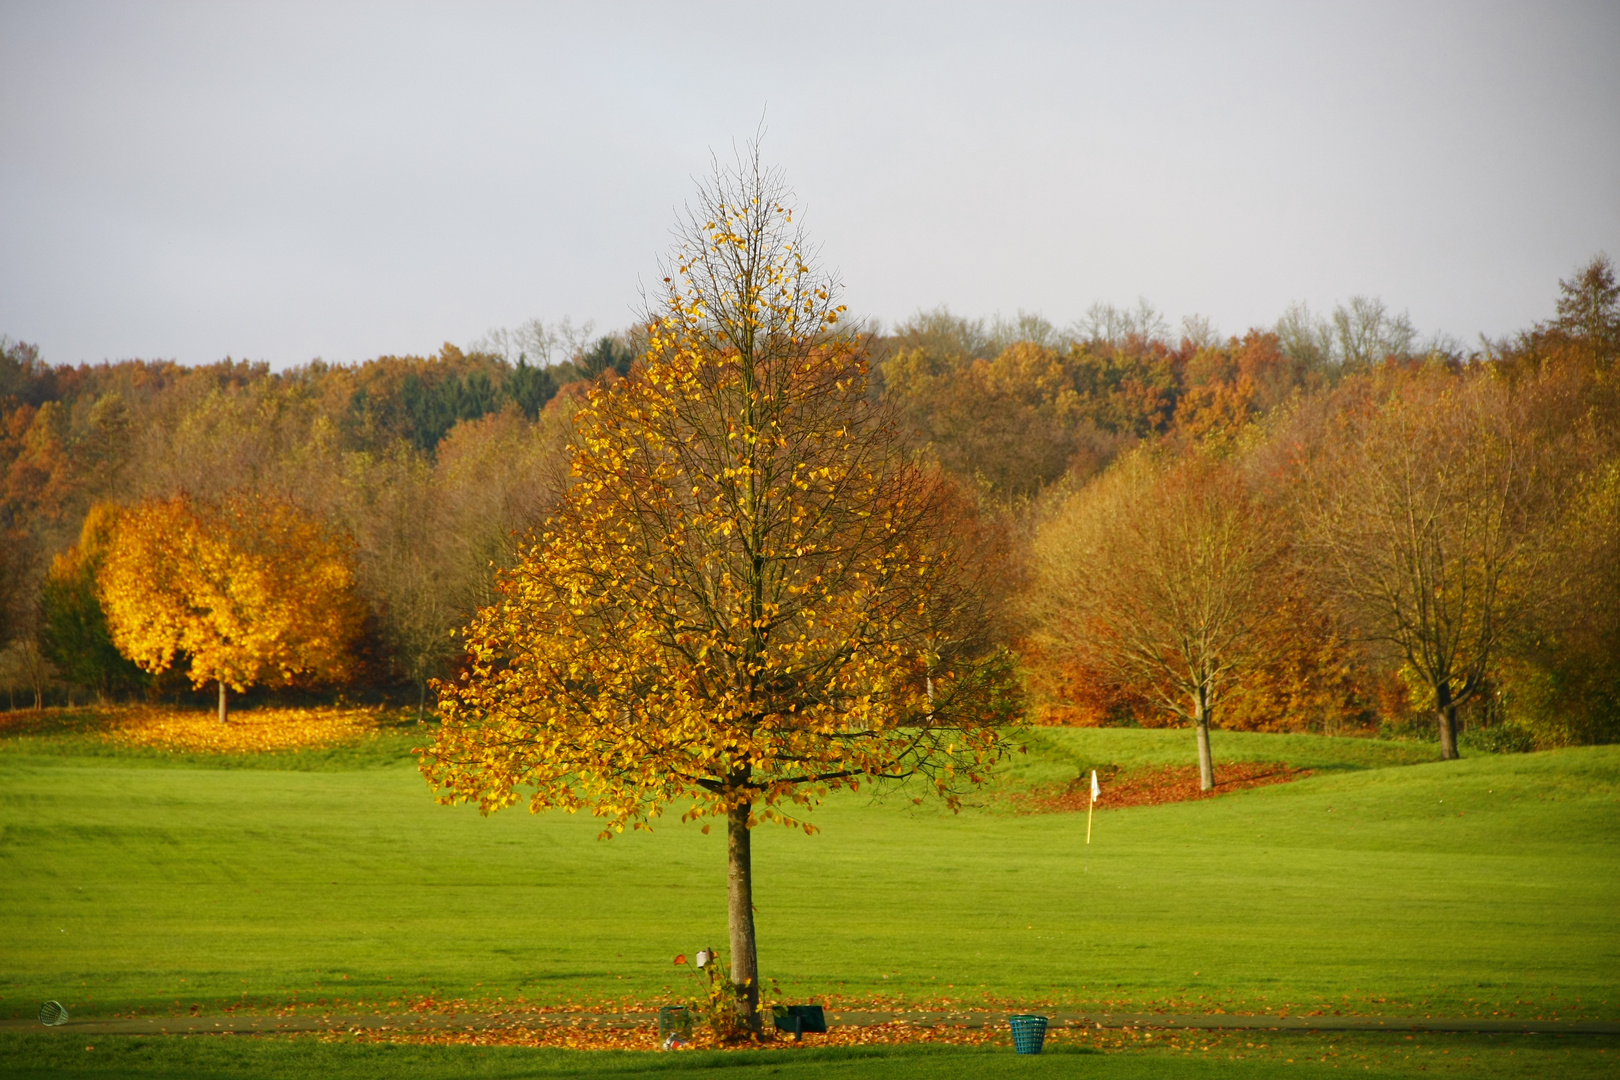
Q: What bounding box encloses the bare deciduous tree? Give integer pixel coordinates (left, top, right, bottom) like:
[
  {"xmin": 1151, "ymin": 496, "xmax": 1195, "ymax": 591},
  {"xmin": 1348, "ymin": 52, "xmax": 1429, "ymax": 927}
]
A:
[
  {"xmin": 1287, "ymin": 369, "xmax": 1551, "ymax": 758},
  {"xmin": 344, "ymin": 406, "xmax": 572, "ymax": 719},
  {"xmin": 0, "ymin": 638, "xmax": 57, "ymax": 710}
]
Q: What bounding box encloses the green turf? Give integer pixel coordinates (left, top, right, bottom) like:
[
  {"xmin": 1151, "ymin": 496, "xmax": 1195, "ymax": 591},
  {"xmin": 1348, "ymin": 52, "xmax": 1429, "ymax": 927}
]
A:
[
  {"xmin": 0, "ymin": 1032, "xmax": 1615, "ymax": 1079},
  {"xmin": 1, "ymin": 725, "xmax": 1616, "ymax": 1027}
]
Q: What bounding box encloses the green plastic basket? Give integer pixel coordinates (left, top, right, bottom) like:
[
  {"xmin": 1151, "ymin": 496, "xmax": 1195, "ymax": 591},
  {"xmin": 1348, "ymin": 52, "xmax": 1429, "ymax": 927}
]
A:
[
  {"xmin": 39, "ymin": 1001, "xmax": 69, "ymax": 1027},
  {"xmin": 1008, "ymin": 1013, "xmax": 1047, "ymax": 1054}
]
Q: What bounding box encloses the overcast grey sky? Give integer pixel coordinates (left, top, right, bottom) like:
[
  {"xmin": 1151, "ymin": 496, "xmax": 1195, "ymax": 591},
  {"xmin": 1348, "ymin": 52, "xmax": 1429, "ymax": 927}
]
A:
[{"xmin": 2, "ymin": 1, "xmax": 1617, "ymax": 368}]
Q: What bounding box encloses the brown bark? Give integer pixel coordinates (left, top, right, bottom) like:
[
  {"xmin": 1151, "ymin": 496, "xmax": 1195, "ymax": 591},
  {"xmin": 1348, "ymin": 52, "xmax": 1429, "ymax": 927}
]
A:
[
  {"xmin": 726, "ymin": 799, "xmax": 761, "ymax": 1035},
  {"xmin": 1195, "ymin": 686, "xmax": 1215, "ymax": 791},
  {"xmin": 1436, "ymin": 681, "xmax": 1459, "ymax": 760},
  {"xmin": 218, "ymin": 679, "xmax": 228, "ymax": 724}
]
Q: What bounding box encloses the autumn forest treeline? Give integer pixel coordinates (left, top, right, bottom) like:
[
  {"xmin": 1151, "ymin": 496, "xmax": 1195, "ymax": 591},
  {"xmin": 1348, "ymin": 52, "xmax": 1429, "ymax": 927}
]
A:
[{"xmin": 2, "ymin": 257, "xmax": 1616, "ymax": 750}]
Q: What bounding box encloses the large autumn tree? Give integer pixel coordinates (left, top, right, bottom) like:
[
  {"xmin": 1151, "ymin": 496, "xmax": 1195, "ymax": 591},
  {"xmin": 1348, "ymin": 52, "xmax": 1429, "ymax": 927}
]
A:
[
  {"xmin": 422, "ymin": 147, "xmax": 1020, "ymax": 1034},
  {"xmin": 98, "ymin": 492, "xmax": 364, "ymax": 721}
]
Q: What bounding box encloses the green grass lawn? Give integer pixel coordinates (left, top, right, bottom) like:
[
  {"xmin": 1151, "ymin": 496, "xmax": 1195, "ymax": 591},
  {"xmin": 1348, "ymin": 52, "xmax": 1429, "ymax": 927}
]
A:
[
  {"xmin": 1, "ymin": 720, "xmax": 1616, "ymax": 1049},
  {"xmin": 1, "ymin": 1031, "xmax": 1615, "ymax": 1079}
]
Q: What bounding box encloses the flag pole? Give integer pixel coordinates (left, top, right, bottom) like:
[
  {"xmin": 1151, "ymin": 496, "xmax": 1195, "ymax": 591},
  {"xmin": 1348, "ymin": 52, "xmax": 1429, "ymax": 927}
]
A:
[{"xmin": 1084, "ymin": 769, "xmax": 1098, "ymax": 872}]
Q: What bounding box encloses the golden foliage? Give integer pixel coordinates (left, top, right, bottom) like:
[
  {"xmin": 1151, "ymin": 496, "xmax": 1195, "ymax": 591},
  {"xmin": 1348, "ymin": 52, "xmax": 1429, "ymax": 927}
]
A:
[
  {"xmin": 96, "ymin": 493, "xmax": 364, "ymax": 695},
  {"xmin": 48, "ymin": 501, "xmax": 121, "ymax": 581},
  {"xmin": 101, "ymin": 705, "xmax": 387, "ymax": 753},
  {"xmin": 425, "ymin": 338, "xmax": 1017, "ymax": 834},
  {"xmin": 423, "ymin": 157, "xmax": 1019, "ymax": 837}
]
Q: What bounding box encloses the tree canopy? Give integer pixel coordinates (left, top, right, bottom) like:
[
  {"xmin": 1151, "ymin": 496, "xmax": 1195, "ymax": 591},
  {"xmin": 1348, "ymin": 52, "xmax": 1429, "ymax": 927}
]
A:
[
  {"xmin": 1028, "ymin": 452, "xmax": 1289, "ymax": 788},
  {"xmin": 97, "ymin": 492, "xmax": 364, "ymax": 721}
]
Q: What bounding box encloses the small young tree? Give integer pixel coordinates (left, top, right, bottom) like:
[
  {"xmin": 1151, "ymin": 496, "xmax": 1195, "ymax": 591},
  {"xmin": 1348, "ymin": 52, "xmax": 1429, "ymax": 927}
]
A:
[
  {"xmin": 422, "ymin": 147, "xmax": 1019, "ymax": 1034},
  {"xmin": 97, "ymin": 493, "xmax": 363, "ymax": 721},
  {"xmin": 1550, "ymin": 253, "xmax": 1619, "ymax": 365},
  {"xmin": 1028, "ymin": 452, "xmax": 1284, "ymax": 790},
  {"xmin": 0, "ymin": 638, "xmax": 56, "ymax": 710}
]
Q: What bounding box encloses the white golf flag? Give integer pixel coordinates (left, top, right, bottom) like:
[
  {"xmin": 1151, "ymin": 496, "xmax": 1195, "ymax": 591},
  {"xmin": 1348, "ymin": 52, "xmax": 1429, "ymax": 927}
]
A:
[{"xmin": 1085, "ymin": 768, "xmax": 1101, "ymax": 854}]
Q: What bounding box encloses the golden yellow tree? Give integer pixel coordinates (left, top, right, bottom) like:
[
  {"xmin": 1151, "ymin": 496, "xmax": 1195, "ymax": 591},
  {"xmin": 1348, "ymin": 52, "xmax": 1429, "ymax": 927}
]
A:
[
  {"xmin": 97, "ymin": 493, "xmax": 363, "ymax": 722},
  {"xmin": 422, "ymin": 147, "xmax": 1020, "ymax": 1034}
]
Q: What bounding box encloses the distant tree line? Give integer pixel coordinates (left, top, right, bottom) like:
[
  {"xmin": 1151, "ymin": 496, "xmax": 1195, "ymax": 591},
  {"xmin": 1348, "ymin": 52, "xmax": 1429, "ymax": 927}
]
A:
[
  {"xmin": 0, "ymin": 337, "xmax": 600, "ymax": 711},
  {"xmin": 1, "ymin": 257, "xmax": 1615, "ymax": 756},
  {"xmin": 877, "ymin": 260, "xmax": 1616, "ymax": 764}
]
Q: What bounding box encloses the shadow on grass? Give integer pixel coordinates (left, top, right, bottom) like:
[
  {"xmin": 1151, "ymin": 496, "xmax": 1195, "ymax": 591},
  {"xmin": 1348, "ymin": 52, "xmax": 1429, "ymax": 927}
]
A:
[
  {"xmin": 5, "ymin": 1032, "xmax": 1618, "ymax": 1080},
  {"xmin": 0, "ymin": 1036, "xmax": 1098, "ymax": 1080}
]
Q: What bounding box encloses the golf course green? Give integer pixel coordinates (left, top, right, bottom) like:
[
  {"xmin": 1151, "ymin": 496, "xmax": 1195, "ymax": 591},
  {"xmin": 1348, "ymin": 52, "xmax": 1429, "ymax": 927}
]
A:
[{"xmin": 2, "ymin": 718, "xmax": 1616, "ymax": 1077}]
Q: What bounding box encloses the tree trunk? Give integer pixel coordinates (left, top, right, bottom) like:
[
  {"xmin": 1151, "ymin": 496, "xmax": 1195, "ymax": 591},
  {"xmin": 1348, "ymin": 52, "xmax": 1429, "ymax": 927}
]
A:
[
  {"xmin": 417, "ymin": 678, "xmax": 427, "ymax": 724},
  {"xmin": 726, "ymin": 798, "xmax": 762, "ymax": 1036},
  {"xmin": 218, "ymin": 680, "xmax": 229, "ymax": 725},
  {"xmin": 1195, "ymin": 686, "xmax": 1215, "ymax": 792},
  {"xmin": 1436, "ymin": 680, "xmax": 1459, "ymax": 760}
]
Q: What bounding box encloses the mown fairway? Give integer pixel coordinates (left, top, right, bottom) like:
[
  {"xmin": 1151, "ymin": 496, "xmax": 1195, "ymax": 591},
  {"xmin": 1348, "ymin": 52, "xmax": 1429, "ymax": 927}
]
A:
[
  {"xmin": 3, "ymin": 1032, "xmax": 1618, "ymax": 1080},
  {"xmin": 3, "ymin": 724, "xmax": 1615, "ymax": 1024}
]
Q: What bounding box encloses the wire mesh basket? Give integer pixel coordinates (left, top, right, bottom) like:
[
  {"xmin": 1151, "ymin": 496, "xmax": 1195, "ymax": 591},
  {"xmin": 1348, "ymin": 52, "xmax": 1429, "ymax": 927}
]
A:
[
  {"xmin": 657, "ymin": 1005, "xmax": 692, "ymax": 1045},
  {"xmin": 39, "ymin": 1000, "xmax": 69, "ymax": 1027},
  {"xmin": 1008, "ymin": 1013, "xmax": 1047, "ymax": 1054}
]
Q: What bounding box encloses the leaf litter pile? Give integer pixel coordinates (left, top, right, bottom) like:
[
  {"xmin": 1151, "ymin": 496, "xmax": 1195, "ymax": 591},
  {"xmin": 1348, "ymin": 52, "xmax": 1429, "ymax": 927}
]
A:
[
  {"xmin": 312, "ymin": 1016, "xmax": 1148, "ymax": 1053},
  {"xmin": 1009, "ymin": 761, "xmax": 1312, "ymax": 814},
  {"xmin": 243, "ymin": 988, "xmax": 1211, "ymax": 1053},
  {"xmin": 101, "ymin": 706, "xmax": 389, "ymax": 754},
  {"xmin": 302, "ymin": 1007, "xmax": 1538, "ymax": 1072},
  {"xmin": 308, "ymin": 1014, "xmax": 1410, "ymax": 1069}
]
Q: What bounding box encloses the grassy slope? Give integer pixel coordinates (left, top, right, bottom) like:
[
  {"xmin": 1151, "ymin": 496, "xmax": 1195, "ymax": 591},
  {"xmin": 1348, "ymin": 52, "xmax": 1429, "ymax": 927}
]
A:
[{"xmin": 0, "ymin": 727, "xmax": 1615, "ymax": 1026}]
